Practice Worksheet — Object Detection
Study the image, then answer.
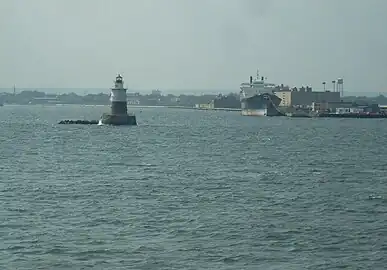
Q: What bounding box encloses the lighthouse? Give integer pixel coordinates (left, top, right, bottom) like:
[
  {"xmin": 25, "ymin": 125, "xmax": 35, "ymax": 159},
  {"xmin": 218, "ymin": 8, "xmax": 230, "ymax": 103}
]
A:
[
  {"xmin": 110, "ymin": 74, "xmax": 128, "ymax": 115},
  {"xmin": 100, "ymin": 74, "xmax": 137, "ymax": 125}
]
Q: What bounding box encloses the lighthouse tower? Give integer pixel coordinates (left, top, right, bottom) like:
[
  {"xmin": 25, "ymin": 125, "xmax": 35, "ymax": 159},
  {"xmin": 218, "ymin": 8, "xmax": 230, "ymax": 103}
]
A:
[
  {"xmin": 110, "ymin": 74, "xmax": 128, "ymax": 115},
  {"xmin": 100, "ymin": 74, "xmax": 137, "ymax": 125}
]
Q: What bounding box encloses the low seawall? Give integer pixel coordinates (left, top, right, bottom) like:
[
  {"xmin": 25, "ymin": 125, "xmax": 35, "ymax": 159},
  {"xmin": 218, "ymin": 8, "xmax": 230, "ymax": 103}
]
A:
[
  {"xmin": 318, "ymin": 113, "xmax": 387, "ymax": 118},
  {"xmin": 58, "ymin": 120, "xmax": 99, "ymax": 124}
]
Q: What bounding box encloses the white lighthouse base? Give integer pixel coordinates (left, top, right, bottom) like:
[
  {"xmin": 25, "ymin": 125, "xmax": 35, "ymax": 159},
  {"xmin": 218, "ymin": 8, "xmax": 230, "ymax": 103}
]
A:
[{"xmin": 100, "ymin": 113, "xmax": 137, "ymax": 126}]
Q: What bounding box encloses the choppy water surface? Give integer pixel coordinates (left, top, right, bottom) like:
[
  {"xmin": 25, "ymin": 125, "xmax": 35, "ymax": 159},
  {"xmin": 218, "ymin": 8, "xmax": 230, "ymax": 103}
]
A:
[{"xmin": 0, "ymin": 105, "xmax": 386, "ymax": 269}]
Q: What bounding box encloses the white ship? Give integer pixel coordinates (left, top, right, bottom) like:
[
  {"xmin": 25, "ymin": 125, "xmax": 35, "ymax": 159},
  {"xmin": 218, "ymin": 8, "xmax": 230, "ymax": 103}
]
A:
[{"xmin": 239, "ymin": 70, "xmax": 283, "ymax": 116}]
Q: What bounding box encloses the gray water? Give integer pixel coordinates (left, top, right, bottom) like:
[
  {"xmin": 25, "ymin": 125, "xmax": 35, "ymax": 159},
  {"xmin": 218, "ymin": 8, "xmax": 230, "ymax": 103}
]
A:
[{"xmin": 1, "ymin": 105, "xmax": 386, "ymax": 269}]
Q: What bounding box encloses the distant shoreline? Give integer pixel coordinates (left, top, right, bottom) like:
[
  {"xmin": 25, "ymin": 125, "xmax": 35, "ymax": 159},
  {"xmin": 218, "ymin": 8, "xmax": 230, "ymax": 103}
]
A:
[
  {"xmin": 0, "ymin": 103, "xmax": 242, "ymax": 112},
  {"xmin": 1, "ymin": 88, "xmax": 385, "ymax": 98}
]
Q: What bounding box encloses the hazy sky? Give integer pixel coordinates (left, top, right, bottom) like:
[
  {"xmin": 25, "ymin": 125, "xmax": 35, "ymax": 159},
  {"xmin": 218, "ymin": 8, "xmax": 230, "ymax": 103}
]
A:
[{"xmin": 1, "ymin": 0, "xmax": 386, "ymax": 93}]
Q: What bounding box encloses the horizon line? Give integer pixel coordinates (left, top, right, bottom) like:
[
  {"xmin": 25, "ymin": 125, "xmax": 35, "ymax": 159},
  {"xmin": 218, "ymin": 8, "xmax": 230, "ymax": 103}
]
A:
[{"xmin": 0, "ymin": 87, "xmax": 386, "ymax": 92}]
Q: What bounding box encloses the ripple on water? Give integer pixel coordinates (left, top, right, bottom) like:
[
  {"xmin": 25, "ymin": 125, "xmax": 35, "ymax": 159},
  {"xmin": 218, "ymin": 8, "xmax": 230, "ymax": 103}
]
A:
[{"xmin": 0, "ymin": 106, "xmax": 387, "ymax": 269}]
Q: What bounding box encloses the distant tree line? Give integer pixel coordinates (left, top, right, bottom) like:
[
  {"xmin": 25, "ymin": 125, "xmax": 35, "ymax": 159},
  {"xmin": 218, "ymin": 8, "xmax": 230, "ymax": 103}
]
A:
[
  {"xmin": 1, "ymin": 90, "xmax": 386, "ymax": 107},
  {"xmin": 340, "ymin": 95, "xmax": 387, "ymax": 105},
  {"xmin": 0, "ymin": 90, "xmax": 228, "ymax": 107}
]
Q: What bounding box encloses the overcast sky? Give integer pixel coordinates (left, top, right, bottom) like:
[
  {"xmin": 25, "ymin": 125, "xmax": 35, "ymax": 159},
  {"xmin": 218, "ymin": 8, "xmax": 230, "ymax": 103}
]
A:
[{"xmin": 1, "ymin": 0, "xmax": 386, "ymax": 93}]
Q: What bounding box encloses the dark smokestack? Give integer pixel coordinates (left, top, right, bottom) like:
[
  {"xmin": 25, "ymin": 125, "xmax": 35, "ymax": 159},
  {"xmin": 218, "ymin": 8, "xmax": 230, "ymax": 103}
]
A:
[{"xmin": 250, "ymin": 76, "xmax": 253, "ymax": 84}]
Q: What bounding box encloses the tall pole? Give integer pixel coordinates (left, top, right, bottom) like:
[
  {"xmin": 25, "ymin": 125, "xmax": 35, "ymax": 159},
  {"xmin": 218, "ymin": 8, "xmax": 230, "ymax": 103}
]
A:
[
  {"xmin": 342, "ymin": 82, "xmax": 344, "ymax": 97},
  {"xmin": 322, "ymin": 82, "xmax": 326, "ymax": 91},
  {"xmin": 337, "ymin": 78, "xmax": 344, "ymax": 97}
]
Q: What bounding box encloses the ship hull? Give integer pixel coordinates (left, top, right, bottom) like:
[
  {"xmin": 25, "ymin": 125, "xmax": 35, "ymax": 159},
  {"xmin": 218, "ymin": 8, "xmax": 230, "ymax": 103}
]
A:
[
  {"xmin": 241, "ymin": 109, "xmax": 267, "ymax": 116},
  {"xmin": 240, "ymin": 93, "xmax": 283, "ymax": 117}
]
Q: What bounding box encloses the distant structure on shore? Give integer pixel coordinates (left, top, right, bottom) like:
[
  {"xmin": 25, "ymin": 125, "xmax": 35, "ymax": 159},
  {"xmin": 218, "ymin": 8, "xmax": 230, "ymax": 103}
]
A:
[
  {"xmin": 272, "ymin": 78, "xmax": 344, "ymax": 107},
  {"xmin": 273, "ymin": 86, "xmax": 341, "ymax": 107}
]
